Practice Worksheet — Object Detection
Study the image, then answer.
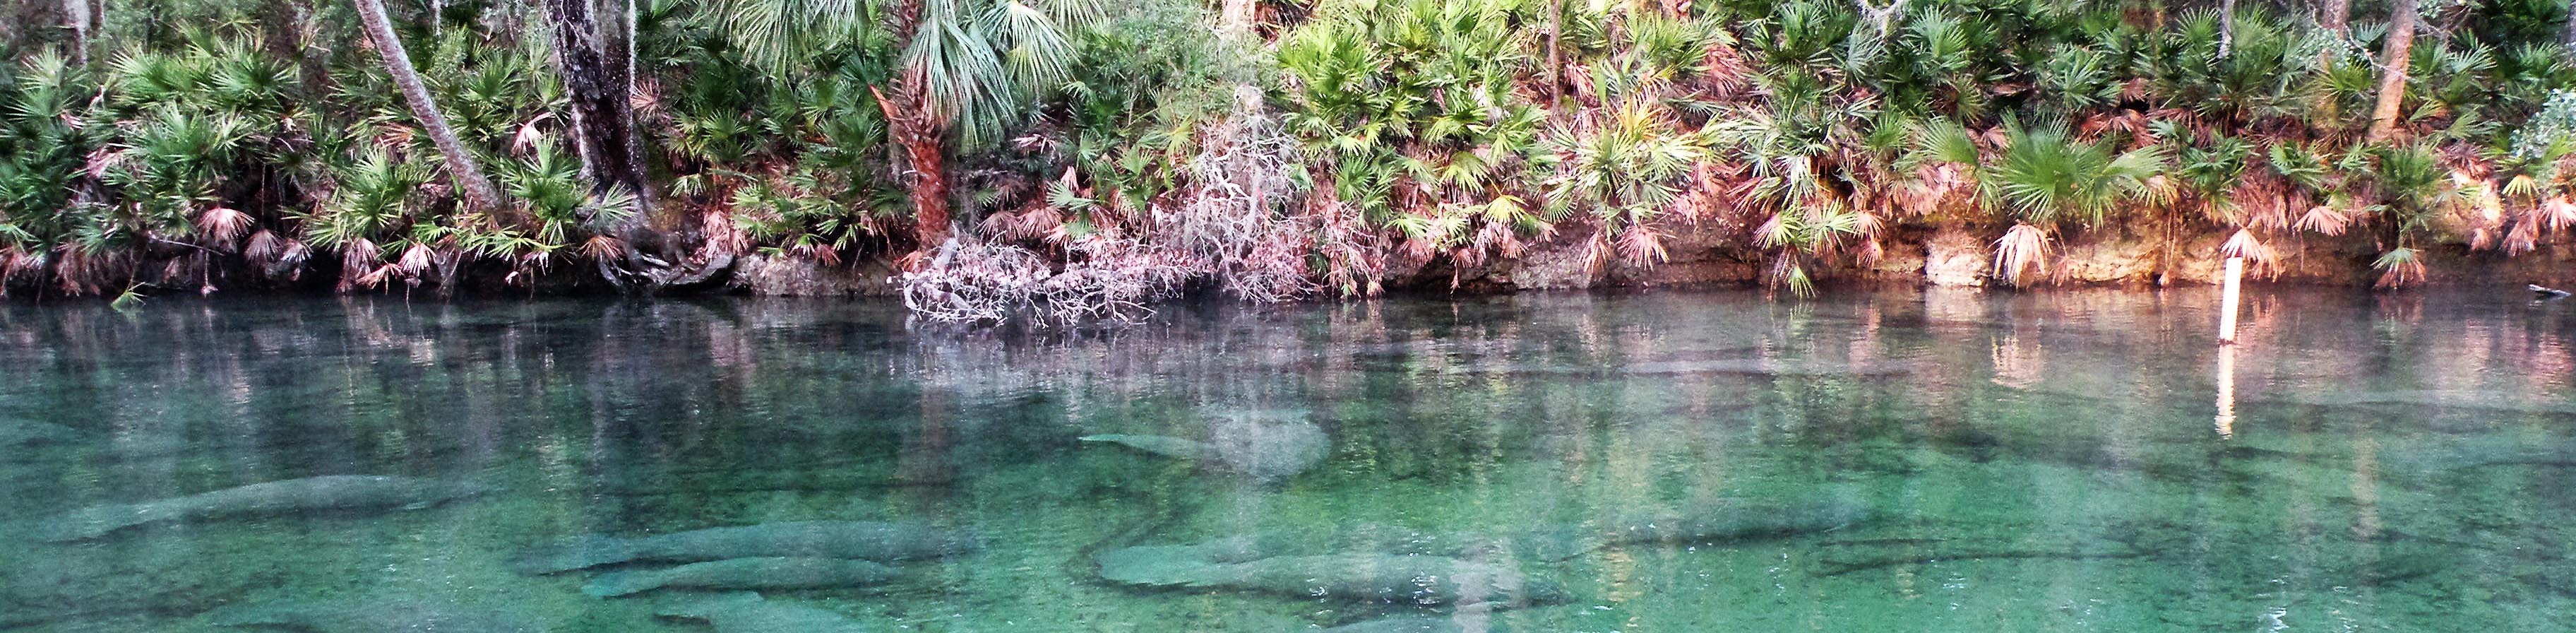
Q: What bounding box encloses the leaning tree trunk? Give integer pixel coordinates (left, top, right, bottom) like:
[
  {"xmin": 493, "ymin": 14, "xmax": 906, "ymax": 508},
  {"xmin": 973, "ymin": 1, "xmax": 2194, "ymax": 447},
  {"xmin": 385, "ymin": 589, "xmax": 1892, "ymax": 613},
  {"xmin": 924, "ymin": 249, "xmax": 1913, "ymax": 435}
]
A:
[
  {"xmin": 879, "ymin": 0, "xmax": 951, "ymax": 257},
  {"xmin": 2366, "ymin": 0, "xmax": 2418, "ymax": 142},
  {"xmin": 2320, "ymin": 0, "xmax": 2349, "ymax": 34},
  {"xmin": 353, "ymin": 0, "xmax": 501, "ymax": 211}
]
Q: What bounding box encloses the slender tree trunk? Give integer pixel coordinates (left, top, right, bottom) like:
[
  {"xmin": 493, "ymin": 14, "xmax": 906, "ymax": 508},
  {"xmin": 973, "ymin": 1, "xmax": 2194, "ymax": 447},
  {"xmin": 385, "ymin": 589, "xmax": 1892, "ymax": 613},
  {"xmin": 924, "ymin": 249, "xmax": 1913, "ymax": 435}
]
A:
[
  {"xmin": 2563, "ymin": 0, "xmax": 2575, "ymax": 47},
  {"xmin": 611, "ymin": 0, "xmax": 648, "ymax": 213},
  {"xmin": 2366, "ymin": 0, "xmax": 2418, "ymax": 142},
  {"xmin": 1220, "ymin": 0, "xmax": 1253, "ymax": 37},
  {"xmin": 63, "ymin": 0, "xmax": 89, "ymax": 66},
  {"xmin": 2321, "ymin": 0, "xmax": 2349, "ymax": 34},
  {"xmin": 2219, "ymin": 0, "xmax": 2237, "ymax": 57},
  {"xmin": 881, "ymin": 0, "xmax": 950, "ymax": 256},
  {"xmin": 354, "ymin": 0, "xmax": 501, "ymax": 211},
  {"xmin": 1856, "ymin": 0, "xmax": 1910, "ymax": 44},
  {"xmin": 1546, "ymin": 0, "xmax": 1563, "ymax": 105}
]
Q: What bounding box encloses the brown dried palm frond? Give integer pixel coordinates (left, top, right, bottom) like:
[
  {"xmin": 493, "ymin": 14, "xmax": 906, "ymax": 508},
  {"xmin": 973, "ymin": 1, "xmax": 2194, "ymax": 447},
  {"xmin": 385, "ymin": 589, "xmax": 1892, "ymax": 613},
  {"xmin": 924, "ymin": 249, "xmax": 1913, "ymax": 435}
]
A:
[
  {"xmin": 1697, "ymin": 37, "xmax": 1753, "ymax": 100},
  {"xmin": 789, "ymin": 240, "xmax": 842, "ymax": 267},
  {"xmin": 338, "ymin": 238, "xmax": 380, "ymax": 285},
  {"xmin": 1313, "ymin": 198, "xmax": 1385, "ymax": 298},
  {"xmin": 345, "ymin": 263, "xmax": 392, "ymax": 289},
  {"xmin": 1011, "ymin": 208, "xmax": 1064, "ymax": 244},
  {"xmin": 2219, "ymin": 229, "xmax": 2280, "ymax": 279},
  {"xmin": 2226, "ymin": 172, "xmax": 2299, "ymax": 231},
  {"xmin": 2295, "ymin": 205, "xmax": 2353, "ymax": 236},
  {"xmin": 1991, "ymin": 223, "xmax": 2051, "ymax": 288},
  {"xmin": 2373, "ymin": 247, "xmax": 2427, "ymax": 289},
  {"xmin": 52, "ymin": 247, "xmax": 114, "ymax": 295},
  {"xmin": 2503, "ymin": 215, "xmax": 2541, "ymax": 254},
  {"xmin": 194, "ymin": 206, "xmax": 254, "ymax": 248},
  {"xmin": 244, "ymin": 230, "xmax": 282, "ymax": 264},
  {"xmin": 2544, "ymin": 198, "xmax": 2576, "ymax": 232},
  {"xmin": 1580, "ymin": 231, "xmax": 1613, "ymax": 276},
  {"xmin": 581, "ymin": 235, "xmax": 627, "ymax": 261},
  {"xmin": 2118, "ymin": 78, "xmax": 2151, "ymax": 103},
  {"xmin": 395, "ymin": 243, "xmax": 435, "ymax": 276},
  {"xmin": 1902, "ymin": 162, "xmax": 1979, "ymax": 217},
  {"xmin": 1474, "ymin": 217, "xmax": 1523, "ymax": 261},
  {"xmin": 1617, "ymin": 224, "xmax": 1670, "ymax": 268},
  {"xmin": 512, "ymin": 112, "xmax": 554, "ymax": 156},
  {"xmin": 0, "ymin": 247, "xmax": 36, "ymax": 289},
  {"xmin": 976, "ymin": 209, "xmax": 1027, "ymax": 240}
]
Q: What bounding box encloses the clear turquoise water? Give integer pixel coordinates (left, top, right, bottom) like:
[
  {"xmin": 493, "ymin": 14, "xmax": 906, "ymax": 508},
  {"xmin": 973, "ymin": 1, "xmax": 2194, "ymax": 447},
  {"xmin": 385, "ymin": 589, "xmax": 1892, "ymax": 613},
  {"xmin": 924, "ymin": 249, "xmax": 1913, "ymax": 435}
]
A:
[{"xmin": 3, "ymin": 288, "xmax": 2575, "ymax": 632}]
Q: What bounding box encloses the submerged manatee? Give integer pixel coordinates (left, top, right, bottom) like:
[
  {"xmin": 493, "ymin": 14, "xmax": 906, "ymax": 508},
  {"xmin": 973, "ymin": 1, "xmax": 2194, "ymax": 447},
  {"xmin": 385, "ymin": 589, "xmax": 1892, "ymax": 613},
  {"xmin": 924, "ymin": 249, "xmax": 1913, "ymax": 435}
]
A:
[
  {"xmin": 583, "ymin": 557, "xmax": 903, "ymax": 597},
  {"xmin": 514, "ymin": 520, "xmax": 978, "ymax": 574},
  {"xmin": 1510, "ymin": 360, "xmax": 1910, "ymax": 378},
  {"xmin": 1205, "ymin": 410, "xmax": 1330, "ymax": 481},
  {"xmin": 35, "ymin": 475, "xmax": 491, "ymax": 542},
  {"xmin": 1320, "ymin": 616, "xmax": 1514, "ymax": 633},
  {"xmin": 205, "ymin": 598, "xmax": 542, "ymax": 633},
  {"xmin": 1566, "ymin": 498, "xmax": 1868, "ymax": 558},
  {"xmin": 1083, "ymin": 410, "xmax": 1330, "ymax": 481},
  {"xmin": 1097, "ymin": 498, "xmax": 1865, "ymax": 569},
  {"xmin": 0, "ymin": 420, "xmax": 80, "ymax": 446},
  {"xmin": 1079, "ymin": 434, "xmax": 1216, "ymax": 460},
  {"xmin": 1104, "ymin": 552, "xmax": 1563, "ymax": 608},
  {"xmin": 657, "ymin": 592, "xmax": 869, "ymax": 633}
]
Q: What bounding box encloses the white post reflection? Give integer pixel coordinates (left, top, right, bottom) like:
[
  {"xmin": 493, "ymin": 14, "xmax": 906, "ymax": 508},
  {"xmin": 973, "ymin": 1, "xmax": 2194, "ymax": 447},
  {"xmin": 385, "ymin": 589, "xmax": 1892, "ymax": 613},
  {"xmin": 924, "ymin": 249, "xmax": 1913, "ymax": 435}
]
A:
[{"xmin": 2214, "ymin": 343, "xmax": 2236, "ymax": 439}]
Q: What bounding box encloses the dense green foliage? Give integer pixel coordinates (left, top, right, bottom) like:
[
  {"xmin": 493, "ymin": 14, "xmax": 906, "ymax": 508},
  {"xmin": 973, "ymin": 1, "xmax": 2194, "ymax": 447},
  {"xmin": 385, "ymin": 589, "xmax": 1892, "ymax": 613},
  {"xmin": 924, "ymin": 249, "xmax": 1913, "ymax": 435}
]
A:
[{"xmin": 1, "ymin": 0, "xmax": 2572, "ymax": 306}]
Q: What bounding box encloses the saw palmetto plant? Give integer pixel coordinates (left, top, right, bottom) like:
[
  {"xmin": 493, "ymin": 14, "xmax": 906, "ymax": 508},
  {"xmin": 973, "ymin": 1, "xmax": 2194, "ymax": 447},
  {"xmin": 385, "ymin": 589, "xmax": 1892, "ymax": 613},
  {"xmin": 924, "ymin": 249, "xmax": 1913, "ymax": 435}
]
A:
[{"xmin": 0, "ymin": 0, "xmax": 2570, "ymax": 311}]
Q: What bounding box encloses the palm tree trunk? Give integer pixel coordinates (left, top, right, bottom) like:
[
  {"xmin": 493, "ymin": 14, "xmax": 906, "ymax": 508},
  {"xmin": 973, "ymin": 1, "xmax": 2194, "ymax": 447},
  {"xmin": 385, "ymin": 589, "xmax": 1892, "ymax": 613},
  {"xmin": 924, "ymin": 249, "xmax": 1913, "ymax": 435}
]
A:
[
  {"xmin": 2320, "ymin": 0, "xmax": 2349, "ymax": 34},
  {"xmin": 882, "ymin": 0, "xmax": 950, "ymax": 255},
  {"xmin": 2366, "ymin": 0, "xmax": 2417, "ymax": 142},
  {"xmin": 353, "ymin": 0, "xmax": 501, "ymax": 211}
]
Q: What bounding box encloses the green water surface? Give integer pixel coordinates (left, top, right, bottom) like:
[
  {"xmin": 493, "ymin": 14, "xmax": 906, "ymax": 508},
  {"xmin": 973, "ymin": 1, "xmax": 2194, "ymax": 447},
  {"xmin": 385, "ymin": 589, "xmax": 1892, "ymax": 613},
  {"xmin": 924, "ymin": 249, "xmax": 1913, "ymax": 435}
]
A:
[{"xmin": 3, "ymin": 288, "xmax": 2573, "ymax": 632}]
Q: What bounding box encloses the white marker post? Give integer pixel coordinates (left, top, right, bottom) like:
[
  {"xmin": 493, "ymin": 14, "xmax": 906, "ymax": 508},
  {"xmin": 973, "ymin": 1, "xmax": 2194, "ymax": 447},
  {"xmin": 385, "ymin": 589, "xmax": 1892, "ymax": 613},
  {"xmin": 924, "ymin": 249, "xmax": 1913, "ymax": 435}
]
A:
[
  {"xmin": 2214, "ymin": 256, "xmax": 2244, "ymax": 437},
  {"xmin": 2217, "ymin": 256, "xmax": 2243, "ymax": 345}
]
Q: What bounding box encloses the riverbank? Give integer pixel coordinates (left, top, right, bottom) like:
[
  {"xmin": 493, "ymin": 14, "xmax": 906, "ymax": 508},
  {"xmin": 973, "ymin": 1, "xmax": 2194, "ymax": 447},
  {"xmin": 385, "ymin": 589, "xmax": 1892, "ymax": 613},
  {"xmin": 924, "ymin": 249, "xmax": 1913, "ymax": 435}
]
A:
[
  {"xmin": 10, "ymin": 220, "xmax": 2575, "ymax": 301},
  {"xmin": 712, "ymin": 223, "xmax": 2576, "ymax": 298}
]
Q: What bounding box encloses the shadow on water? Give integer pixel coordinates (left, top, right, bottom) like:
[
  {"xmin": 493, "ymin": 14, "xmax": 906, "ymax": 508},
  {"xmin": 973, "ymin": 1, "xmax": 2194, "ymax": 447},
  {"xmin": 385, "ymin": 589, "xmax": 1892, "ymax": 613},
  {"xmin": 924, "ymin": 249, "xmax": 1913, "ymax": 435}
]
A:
[{"xmin": 1, "ymin": 287, "xmax": 2573, "ymax": 631}]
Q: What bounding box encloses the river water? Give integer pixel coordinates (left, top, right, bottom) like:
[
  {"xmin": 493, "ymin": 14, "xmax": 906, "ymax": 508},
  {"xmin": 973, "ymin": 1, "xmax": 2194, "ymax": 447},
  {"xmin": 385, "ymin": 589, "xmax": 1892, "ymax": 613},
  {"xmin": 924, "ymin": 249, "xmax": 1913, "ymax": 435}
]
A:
[{"xmin": 1, "ymin": 288, "xmax": 2572, "ymax": 632}]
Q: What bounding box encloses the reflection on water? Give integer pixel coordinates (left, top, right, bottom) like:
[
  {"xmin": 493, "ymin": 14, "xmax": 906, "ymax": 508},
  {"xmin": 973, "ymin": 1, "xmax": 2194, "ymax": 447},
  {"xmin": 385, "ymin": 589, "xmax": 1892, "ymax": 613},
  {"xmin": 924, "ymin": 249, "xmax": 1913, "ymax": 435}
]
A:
[{"xmin": 4, "ymin": 288, "xmax": 2575, "ymax": 632}]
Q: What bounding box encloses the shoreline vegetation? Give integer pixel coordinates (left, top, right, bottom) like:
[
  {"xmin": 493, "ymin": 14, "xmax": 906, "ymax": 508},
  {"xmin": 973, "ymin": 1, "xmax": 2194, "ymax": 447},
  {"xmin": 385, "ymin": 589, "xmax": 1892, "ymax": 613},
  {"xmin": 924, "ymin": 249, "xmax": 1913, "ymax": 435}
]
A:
[{"xmin": 1, "ymin": 0, "xmax": 2572, "ymax": 321}]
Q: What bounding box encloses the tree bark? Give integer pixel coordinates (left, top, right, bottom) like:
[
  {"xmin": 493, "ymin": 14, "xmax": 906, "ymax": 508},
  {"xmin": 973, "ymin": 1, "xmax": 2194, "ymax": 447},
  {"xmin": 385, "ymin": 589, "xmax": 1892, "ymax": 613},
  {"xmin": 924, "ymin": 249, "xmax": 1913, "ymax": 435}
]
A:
[
  {"xmin": 2219, "ymin": 0, "xmax": 2237, "ymax": 57},
  {"xmin": 542, "ymin": 0, "xmax": 650, "ymax": 210},
  {"xmin": 2366, "ymin": 0, "xmax": 2417, "ymax": 142},
  {"xmin": 1856, "ymin": 0, "xmax": 1910, "ymax": 45},
  {"xmin": 881, "ymin": 0, "xmax": 950, "ymax": 255},
  {"xmin": 1546, "ymin": 0, "xmax": 1562, "ymax": 105},
  {"xmin": 1220, "ymin": 0, "xmax": 1253, "ymax": 37},
  {"xmin": 2320, "ymin": 0, "xmax": 2349, "ymax": 34},
  {"xmin": 2563, "ymin": 0, "xmax": 2575, "ymax": 47},
  {"xmin": 353, "ymin": 0, "xmax": 501, "ymax": 211},
  {"xmin": 63, "ymin": 0, "xmax": 89, "ymax": 66}
]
